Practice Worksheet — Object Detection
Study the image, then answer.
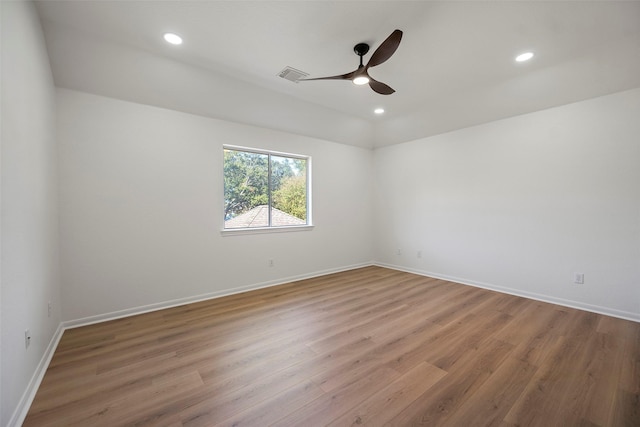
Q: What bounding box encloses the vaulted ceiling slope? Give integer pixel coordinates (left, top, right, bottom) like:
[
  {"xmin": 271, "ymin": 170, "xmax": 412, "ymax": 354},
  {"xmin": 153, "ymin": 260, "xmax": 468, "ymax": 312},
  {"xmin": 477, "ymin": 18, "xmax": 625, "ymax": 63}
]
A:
[{"xmin": 36, "ymin": 1, "xmax": 640, "ymax": 148}]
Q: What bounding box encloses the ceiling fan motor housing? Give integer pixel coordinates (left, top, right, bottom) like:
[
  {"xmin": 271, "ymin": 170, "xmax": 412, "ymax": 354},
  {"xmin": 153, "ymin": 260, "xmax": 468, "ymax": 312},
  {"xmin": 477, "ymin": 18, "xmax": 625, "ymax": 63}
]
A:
[{"xmin": 354, "ymin": 43, "xmax": 370, "ymax": 57}]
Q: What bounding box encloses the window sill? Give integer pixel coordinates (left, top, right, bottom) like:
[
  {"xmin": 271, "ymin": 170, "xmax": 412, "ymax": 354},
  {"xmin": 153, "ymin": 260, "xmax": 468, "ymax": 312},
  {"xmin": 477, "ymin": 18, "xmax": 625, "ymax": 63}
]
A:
[{"xmin": 220, "ymin": 224, "xmax": 314, "ymax": 236}]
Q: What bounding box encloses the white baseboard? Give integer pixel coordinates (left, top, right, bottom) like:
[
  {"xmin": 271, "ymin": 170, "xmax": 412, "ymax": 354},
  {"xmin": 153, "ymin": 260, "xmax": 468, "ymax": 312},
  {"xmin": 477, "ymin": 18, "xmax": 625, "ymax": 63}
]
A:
[
  {"xmin": 375, "ymin": 262, "xmax": 640, "ymax": 323},
  {"xmin": 63, "ymin": 262, "xmax": 374, "ymax": 330},
  {"xmin": 9, "ymin": 323, "xmax": 65, "ymax": 427}
]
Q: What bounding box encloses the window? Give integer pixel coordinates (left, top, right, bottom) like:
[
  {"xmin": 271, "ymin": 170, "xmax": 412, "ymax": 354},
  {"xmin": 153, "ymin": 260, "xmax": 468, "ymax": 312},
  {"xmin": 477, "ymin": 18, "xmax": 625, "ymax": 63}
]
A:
[{"xmin": 223, "ymin": 146, "xmax": 311, "ymax": 230}]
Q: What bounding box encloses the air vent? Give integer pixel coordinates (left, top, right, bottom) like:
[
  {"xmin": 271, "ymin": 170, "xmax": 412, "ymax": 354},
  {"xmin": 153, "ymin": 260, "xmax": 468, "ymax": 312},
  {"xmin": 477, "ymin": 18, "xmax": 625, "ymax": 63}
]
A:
[{"xmin": 278, "ymin": 66, "xmax": 308, "ymax": 83}]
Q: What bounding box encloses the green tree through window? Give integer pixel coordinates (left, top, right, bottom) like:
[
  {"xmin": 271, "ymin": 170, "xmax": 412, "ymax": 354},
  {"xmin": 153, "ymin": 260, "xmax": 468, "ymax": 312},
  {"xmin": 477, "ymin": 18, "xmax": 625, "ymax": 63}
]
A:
[{"xmin": 224, "ymin": 147, "xmax": 309, "ymax": 229}]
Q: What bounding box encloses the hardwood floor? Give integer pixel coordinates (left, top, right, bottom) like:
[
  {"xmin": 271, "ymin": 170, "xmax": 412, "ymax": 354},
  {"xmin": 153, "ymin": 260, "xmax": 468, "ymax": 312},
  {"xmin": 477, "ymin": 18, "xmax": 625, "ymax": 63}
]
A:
[{"xmin": 24, "ymin": 266, "xmax": 640, "ymax": 426}]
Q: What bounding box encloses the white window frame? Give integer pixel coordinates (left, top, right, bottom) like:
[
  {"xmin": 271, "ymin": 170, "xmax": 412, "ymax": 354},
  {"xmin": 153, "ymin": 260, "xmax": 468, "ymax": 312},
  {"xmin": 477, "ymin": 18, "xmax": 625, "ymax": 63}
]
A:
[{"xmin": 221, "ymin": 145, "xmax": 313, "ymax": 236}]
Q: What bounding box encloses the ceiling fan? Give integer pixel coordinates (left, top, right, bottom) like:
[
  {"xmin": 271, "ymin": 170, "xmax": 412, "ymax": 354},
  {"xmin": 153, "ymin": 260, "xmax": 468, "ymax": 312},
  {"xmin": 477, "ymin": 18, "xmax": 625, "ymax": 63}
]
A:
[{"xmin": 301, "ymin": 29, "xmax": 403, "ymax": 95}]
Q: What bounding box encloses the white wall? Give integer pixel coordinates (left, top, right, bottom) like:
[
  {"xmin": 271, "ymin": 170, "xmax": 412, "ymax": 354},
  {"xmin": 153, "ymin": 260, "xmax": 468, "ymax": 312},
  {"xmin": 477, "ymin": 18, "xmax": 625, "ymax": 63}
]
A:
[
  {"xmin": 46, "ymin": 65, "xmax": 640, "ymax": 327},
  {"xmin": 57, "ymin": 88, "xmax": 374, "ymax": 322},
  {"xmin": 374, "ymin": 87, "xmax": 640, "ymax": 320},
  {"xmin": 1, "ymin": 1, "xmax": 62, "ymax": 425}
]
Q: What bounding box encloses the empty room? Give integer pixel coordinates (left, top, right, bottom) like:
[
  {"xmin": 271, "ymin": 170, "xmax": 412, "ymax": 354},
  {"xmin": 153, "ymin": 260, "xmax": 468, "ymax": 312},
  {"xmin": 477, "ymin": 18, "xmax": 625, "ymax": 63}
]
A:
[{"xmin": 2, "ymin": 1, "xmax": 639, "ymax": 426}]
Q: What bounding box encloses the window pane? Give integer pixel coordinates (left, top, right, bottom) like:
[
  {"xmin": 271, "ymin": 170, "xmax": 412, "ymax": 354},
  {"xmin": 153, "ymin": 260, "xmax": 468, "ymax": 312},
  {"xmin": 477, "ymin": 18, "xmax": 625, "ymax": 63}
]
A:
[
  {"xmin": 223, "ymin": 149, "xmax": 269, "ymax": 228},
  {"xmin": 223, "ymin": 147, "xmax": 309, "ymax": 230},
  {"xmin": 271, "ymin": 156, "xmax": 307, "ymax": 225}
]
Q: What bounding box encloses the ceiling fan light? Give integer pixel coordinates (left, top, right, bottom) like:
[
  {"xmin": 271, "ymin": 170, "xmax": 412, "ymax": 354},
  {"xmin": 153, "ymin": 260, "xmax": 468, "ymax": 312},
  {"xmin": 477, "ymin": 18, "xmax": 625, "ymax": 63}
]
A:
[
  {"xmin": 163, "ymin": 33, "xmax": 183, "ymax": 45},
  {"xmin": 353, "ymin": 76, "xmax": 370, "ymax": 85}
]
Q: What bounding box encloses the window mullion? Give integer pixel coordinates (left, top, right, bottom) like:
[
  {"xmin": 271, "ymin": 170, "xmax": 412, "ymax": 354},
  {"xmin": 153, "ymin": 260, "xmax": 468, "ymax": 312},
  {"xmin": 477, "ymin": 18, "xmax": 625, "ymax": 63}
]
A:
[{"xmin": 267, "ymin": 153, "xmax": 272, "ymax": 227}]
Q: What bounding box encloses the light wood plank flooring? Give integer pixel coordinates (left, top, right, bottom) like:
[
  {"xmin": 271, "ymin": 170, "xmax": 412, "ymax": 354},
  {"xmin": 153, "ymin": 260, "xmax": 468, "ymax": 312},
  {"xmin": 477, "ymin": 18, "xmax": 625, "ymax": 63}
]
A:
[{"xmin": 24, "ymin": 266, "xmax": 640, "ymax": 426}]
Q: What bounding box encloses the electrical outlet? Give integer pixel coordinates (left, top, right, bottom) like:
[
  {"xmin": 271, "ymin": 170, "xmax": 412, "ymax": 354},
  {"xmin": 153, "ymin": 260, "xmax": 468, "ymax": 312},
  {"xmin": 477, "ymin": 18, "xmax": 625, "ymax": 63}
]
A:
[
  {"xmin": 25, "ymin": 329, "xmax": 31, "ymax": 349},
  {"xmin": 268, "ymin": 259, "xmax": 274, "ymax": 267},
  {"xmin": 574, "ymin": 273, "xmax": 584, "ymax": 284},
  {"xmin": 396, "ymin": 249, "xmax": 402, "ymax": 256}
]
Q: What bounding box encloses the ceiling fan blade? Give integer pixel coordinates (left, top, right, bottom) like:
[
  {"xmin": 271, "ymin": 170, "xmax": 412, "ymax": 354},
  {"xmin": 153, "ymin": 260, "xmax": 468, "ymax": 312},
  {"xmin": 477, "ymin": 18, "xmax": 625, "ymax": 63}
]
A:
[
  {"xmin": 369, "ymin": 78, "xmax": 395, "ymax": 95},
  {"xmin": 300, "ymin": 70, "xmax": 357, "ymax": 81},
  {"xmin": 366, "ymin": 29, "xmax": 403, "ymax": 69}
]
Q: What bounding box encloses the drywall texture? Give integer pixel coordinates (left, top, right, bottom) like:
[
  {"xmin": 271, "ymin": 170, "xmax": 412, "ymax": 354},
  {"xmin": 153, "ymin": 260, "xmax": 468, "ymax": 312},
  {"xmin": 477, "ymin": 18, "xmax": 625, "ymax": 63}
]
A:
[
  {"xmin": 374, "ymin": 88, "xmax": 640, "ymax": 320},
  {"xmin": 56, "ymin": 88, "xmax": 374, "ymax": 321},
  {"xmin": 1, "ymin": 2, "xmax": 62, "ymax": 425}
]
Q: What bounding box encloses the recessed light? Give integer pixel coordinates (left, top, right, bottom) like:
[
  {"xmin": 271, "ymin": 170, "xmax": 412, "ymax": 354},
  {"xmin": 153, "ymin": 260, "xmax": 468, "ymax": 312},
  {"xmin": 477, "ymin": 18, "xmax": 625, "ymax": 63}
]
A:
[
  {"xmin": 374, "ymin": 108, "xmax": 385, "ymax": 115},
  {"xmin": 163, "ymin": 33, "xmax": 183, "ymax": 45},
  {"xmin": 515, "ymin": 52, "xmax": 534, "ymax": 62}
]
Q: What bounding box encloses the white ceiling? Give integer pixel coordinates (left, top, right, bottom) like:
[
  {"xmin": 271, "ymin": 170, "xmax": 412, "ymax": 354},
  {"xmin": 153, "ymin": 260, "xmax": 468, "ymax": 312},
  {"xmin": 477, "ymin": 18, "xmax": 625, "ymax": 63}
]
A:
[{"xmin": 35, "ymin": 1, "xmax": 640, "ymax": 148}]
